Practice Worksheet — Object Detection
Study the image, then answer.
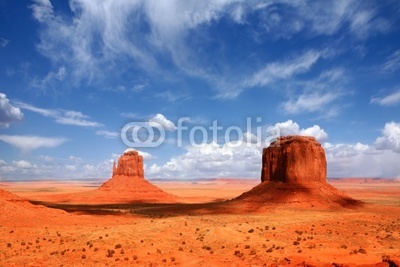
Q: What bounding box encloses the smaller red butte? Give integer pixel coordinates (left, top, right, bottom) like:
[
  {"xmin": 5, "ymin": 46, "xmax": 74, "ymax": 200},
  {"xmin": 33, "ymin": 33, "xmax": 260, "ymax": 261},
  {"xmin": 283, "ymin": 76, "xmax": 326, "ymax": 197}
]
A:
[
  {"xmin": 112, "ymin": 149, "xmax": 144, "ymax": 178},
  {"xmin": 99, "ymin": 149, "xmax": 177, "ymax": 203}
]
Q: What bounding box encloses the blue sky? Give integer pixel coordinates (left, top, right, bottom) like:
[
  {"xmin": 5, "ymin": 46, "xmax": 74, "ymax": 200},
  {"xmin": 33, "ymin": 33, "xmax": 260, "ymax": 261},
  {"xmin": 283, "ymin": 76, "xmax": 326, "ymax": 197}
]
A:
[{"xmin": 1, "ymin": 0, "xmax": 400, "ymax": 180}]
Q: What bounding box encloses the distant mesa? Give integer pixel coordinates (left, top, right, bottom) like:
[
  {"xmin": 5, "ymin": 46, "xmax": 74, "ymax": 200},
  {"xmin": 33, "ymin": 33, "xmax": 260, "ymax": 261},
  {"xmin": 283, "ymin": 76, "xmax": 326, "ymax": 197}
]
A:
[{"xmin": 236, "ymin": 136, "xmax": 361, "ymax": 208}]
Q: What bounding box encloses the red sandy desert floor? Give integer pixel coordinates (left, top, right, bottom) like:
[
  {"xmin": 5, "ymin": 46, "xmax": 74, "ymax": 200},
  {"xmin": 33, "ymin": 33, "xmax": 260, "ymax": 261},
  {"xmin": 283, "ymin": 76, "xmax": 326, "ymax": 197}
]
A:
[{"xmin": 0, "ymin": 178, "xmax": 399, "ymax": 266}]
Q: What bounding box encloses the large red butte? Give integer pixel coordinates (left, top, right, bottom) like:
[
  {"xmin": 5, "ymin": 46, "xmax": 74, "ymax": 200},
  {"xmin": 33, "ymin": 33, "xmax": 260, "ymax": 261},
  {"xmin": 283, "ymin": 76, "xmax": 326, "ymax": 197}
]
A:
[{"xmin": 261, "ymin": 136, "xmax": 326, "ymax": 183}]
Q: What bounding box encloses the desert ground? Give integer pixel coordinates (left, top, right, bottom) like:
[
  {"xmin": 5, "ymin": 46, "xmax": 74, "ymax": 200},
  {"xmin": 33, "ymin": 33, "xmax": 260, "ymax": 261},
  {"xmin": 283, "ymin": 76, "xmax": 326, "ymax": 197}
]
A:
[{"xmin": 0, "ymin": 178, "xmax": 399, "ymax": 267}]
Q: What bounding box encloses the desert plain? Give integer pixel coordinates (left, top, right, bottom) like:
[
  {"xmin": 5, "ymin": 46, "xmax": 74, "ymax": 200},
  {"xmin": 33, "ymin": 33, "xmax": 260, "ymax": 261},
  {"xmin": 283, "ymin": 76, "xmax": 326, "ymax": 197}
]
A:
[
  {"xmin": 0, "ymin": 178, "xmax": 399, "ymax": 267},
  {"xmin": 1, "ymin": 138, "xmax": 400, "ymax": 267}
]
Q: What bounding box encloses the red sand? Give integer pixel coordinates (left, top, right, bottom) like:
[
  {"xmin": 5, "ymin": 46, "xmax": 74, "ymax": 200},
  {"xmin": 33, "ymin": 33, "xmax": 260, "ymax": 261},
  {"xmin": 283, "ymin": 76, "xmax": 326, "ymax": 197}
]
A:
[{"xmin": 0, "ymin": 178, "xmax": 399, "ymax": 266}]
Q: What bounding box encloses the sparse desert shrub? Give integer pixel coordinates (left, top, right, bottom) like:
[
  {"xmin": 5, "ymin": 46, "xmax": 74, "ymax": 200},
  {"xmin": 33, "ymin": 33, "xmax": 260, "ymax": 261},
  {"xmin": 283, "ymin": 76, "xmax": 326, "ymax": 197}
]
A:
[
  {"xmin": 350, "ymin": 249, "xmax": 358, "ymax": 255},
  {"xmin": 340, "ymin": 245, "xmax": 347, "ymax": 249},
  {"xmin": 133, "ymin": 255, "xmax": 138, "ymax": 260},
  {"xmin": 234, "ymin": 250, "xmax": 244, "ymax": 257},
  {"xmin": 245, "ymin": 245, "xmax": 250, "ymax": 249},
  {"xmin": 115, "ymin": 244, "xmax": 122, "ymax": 249},
  {"xmin": 81, "ymin": 255, "xmax": 86, "ymax": 259},
  {"xmin": 358, "ymin": 248, "xmax": 367, "ymax": 254},
  {"xmin": 248, "ymin": 229, "xmax": 254, "ymax": 233},
  {"xmin": 7, "ymin": 243, "xmax": 11, "ymax": 248},
  {"xmin": 295, "ymin": 230, "xmax": 303, "ymax": 235},
  {"xmin": 293, "ymin": 241, "xmax": 300, "ymax": 245},
  {"xmin": 202, "ymin": 245, "xmax": 212, "ymax": 251},
  {"xmin": 171, "ymin": 257, "xmax": 176, "ymax": 262},
  {"xmin": 124, "ymin": 257, "xmax": 129, "ymax": 261},
  {"xmin": 106, "ymin": 249, "xmax": 115, "ymax": 257}
]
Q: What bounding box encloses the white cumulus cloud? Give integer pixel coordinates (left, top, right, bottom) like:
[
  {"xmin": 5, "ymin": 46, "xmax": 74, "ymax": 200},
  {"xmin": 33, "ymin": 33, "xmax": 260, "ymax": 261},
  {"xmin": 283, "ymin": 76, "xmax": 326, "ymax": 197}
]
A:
[
  {"xmin": 148, "ymin": 113, "xmax": 176, "ymax": 131},
  {"xmin": 274, "ymin": 120, "xmax": 328, "ymax": 141},
  {"xmin": 146, "ymin": 141, "xmax": 262, "ymax": 179},
  {"xmin": 12, "ymin": 160, "xmax": 36, "ymax": 169},
  {"xmin": 374, "ymin": 121, "xmax": 400, "ymax": 153},
  {"xmin": 0, "ymin": 93, "xmax": 24, "ymax": 128}
]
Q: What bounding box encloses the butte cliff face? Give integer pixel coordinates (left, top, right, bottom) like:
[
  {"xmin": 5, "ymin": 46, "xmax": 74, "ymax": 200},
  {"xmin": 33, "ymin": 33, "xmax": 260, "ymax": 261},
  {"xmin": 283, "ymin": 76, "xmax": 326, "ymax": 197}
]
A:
[
  {"xmin": 112, "ymin": 150, "xmax": 144, "ymax": 178},
  {"xmin": 236, "ymin": 135, "xmax": 361, "ymax": 208},
  {"xmin": 261, "ymin": 136, "xmax": 326, "ymax": 183}
]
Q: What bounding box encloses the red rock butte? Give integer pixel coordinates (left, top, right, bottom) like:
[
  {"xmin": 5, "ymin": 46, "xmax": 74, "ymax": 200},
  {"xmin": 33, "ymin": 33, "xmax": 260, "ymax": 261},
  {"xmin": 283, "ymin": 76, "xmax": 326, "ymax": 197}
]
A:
[
  {"xmin": 97, "ymin": 149, "xmax": 177, "ymax": 203},
  {"xmin": 112, "ymin": 150, "xmax": 144, "ymax": 177},
  {"xmin": 236, "ymin": 136, "xmax": 361, "ymax": 209},
  {"xmin": 261, "ymin": 136, "xmax": 326, "ymax": 184}
]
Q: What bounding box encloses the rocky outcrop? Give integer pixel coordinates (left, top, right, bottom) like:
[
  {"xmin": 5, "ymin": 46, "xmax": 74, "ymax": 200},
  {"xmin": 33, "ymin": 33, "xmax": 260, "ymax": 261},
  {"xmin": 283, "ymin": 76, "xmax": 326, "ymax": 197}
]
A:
[
  {"xmin": 112, "ymin": 150, "xmax": 144, "ymax": 178},
  {"xmin": 261, "ymin": 136, "xmax": 326, "ymax": 183},
  {"xmin": 0, "ymin": 188, "xmax": 68, "ymax": 225},
  {"xmin": 235, "ymin": 135, "xmax": 361, "ymax": 209},
  {"xmin": 97, "ymin": 149, "xmax": 177, "ymax": 203}
]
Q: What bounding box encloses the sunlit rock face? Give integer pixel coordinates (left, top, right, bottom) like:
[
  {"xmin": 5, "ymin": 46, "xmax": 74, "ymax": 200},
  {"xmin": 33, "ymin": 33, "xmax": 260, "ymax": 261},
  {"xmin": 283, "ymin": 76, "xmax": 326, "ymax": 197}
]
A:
[
  {"xmin": 261, "ymin": 136, "xmax": 327, "ymax": 184},
  {"xmin": 112, "ymin": 150, "xmax": 144, "ymax": 178}
]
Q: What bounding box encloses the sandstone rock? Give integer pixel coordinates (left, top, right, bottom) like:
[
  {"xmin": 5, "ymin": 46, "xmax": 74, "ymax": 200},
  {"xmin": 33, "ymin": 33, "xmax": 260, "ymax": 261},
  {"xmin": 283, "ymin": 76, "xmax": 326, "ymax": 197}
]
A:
[
  {"xmin": 112, "ymin": 149, "xmax": 144, "ymax": 178},
  {"xmin": 97, "ymin": 149, "xmax": 177, "ymax": 203},
  {"xmin": 261, "ymin": 135, "xmax": 326, "ymax": 183},
  {"xmin": 235, "ymin": 135, "xmax": 361, "ymax": 209}
]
